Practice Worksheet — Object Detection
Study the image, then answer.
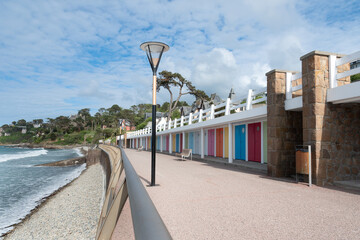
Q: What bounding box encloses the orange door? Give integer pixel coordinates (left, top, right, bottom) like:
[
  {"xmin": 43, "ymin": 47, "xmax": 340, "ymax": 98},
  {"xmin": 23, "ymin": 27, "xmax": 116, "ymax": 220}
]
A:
[{"xmin": 216, "ymin": 128, "xmax": 223, "ymax": 158}]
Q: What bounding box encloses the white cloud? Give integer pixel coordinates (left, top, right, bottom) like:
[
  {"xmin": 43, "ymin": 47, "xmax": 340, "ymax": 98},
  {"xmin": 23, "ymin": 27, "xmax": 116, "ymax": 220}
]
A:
[{"xmin": 0, "ymin": 0, "xmax": 359, "ymax": 124}]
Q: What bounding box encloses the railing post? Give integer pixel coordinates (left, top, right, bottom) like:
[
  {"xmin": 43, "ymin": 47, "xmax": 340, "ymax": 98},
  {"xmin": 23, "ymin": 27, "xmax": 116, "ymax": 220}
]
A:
[
  {"xmin": 329, "ymin": 55, "xmax": 337, "ymax": 88},
  {"xmin": 246, "ymin": 89, "xmax": 253, "ymax": 110},
  {"xmin": 174, "ymin": 118, "xmax": 177, "ymax": 128},
  {"xmin": 199, "ymin": 109, "xmax": 203, "ymax": 122},
  {"xmin": 225, "ymin": 98, "xmax": 231, "ymax": 115},
  {"xmin": 168, "ymin": 119, "xmax": 171, "ymax": 130},
  {"xmin": 180, "ymin": 116, "xmax": 184, "ymax": 127},
  {"xmin": 286, "ymin": 72, "xmax": 292, "ymax": 100},
  {"xmin": 189, "ymin": 113, "xmax": 193, "ymax": 125},
  {"xmin": 210, "ymin": 104, "xmax": 215, "ymax": 119}
]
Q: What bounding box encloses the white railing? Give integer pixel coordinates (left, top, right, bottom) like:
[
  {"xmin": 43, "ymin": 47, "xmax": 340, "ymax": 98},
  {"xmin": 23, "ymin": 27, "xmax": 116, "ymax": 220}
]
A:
[
  {"xmin": 126, "ymin": 87, "xmax": 267, "ymax": 138},
  {"xmin": 286, "ymin": 72, "xmax": 302, "ymax": 100},
  {"xmin": 329, "ymin": 51, "xmax": 360, "ymax": 88}
]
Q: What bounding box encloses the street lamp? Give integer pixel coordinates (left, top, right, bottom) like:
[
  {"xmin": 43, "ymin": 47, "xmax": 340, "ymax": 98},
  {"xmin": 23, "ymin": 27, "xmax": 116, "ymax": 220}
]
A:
[{"xmin": 140, "ymin": 41, "xmax": 169, "ymax": 186}]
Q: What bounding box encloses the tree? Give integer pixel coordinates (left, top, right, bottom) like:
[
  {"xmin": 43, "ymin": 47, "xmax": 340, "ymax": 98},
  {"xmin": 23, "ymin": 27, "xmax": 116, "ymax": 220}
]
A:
[
  {"xmin": 17, "ymin": 119, "xmax": 26, "ymax": 126},
  {"xmin": 33, "ymin": 119, "xmax": 43, "ymax": 125},
  {"xmin": 351, "ymin": 73, "xmax": 360, "ymax": 82},
  {"xmin": 157, "ymin": 70, "xmax": 210, "ymax": 120}
]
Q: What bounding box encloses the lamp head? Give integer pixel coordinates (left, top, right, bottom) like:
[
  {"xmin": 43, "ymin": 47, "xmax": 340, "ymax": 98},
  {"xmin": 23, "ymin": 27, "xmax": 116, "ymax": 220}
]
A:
[{"xmin": 140, "ymin": 41, "xmax": 169, "ymax": 75}]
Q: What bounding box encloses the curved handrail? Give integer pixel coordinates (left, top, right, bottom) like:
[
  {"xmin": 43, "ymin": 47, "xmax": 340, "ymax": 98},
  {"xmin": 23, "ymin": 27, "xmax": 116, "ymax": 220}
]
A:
[{"xmin": 119, "ymin": 146, "xmax": 172, "ymax": 240}]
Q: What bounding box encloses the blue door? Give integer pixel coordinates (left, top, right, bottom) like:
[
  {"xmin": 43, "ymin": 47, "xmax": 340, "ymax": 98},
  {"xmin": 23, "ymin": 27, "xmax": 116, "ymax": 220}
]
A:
[
  {"xmin": 235, "ymin": 125, "xmax": 246, "ymax": 160},
  {"xmin": 189, "ymin": 132, "xmax": 194, "ymax": 152}
]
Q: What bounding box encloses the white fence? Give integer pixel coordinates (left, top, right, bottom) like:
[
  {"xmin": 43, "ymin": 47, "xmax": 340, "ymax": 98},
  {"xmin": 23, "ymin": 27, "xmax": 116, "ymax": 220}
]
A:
[
  {"xmin": 127, "ymin": 87, "xmax": 267, "ymax": 138},
  {"xmin": 285, "ymin": 50, "xmax": 360, "ymax": 108},
  {"xmin": 327, "ymin": 51, "xmax": 360, "ymax": 104}
]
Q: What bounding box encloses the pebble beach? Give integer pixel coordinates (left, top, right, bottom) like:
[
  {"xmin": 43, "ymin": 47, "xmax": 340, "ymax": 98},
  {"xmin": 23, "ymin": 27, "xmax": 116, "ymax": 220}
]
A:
[{"xmin": 4, "ymin": 164, "xmax": 104, "ymax": 240}]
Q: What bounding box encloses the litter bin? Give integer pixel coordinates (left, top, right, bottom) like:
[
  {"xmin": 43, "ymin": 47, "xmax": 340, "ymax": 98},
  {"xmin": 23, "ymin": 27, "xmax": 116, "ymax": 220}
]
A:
[{"xmin": 295, "ymin": 145, "xmax": 312, "ymax": 186}]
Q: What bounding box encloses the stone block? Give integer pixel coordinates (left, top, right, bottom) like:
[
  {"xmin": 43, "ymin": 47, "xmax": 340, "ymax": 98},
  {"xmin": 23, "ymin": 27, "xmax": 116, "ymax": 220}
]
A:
[{"xmin": 314, "ymin": 71, "xmax": 326, "ymax": 88}]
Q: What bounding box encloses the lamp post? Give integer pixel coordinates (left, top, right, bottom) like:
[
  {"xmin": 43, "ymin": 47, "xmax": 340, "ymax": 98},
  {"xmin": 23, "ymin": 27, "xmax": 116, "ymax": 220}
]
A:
[{"xmin": 140, "ymin": 41, "xmax": 169, "ymax": 186}]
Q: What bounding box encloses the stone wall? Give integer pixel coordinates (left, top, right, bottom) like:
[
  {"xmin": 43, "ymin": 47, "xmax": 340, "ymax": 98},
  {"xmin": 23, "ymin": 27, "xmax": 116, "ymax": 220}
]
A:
[
  {"xmin": 325, "ymin": 103, "xmax": 360, "ymax": 183},
  {"xmin": 266, "ymin": 70, "xmax": 303, "ymax": 177}
]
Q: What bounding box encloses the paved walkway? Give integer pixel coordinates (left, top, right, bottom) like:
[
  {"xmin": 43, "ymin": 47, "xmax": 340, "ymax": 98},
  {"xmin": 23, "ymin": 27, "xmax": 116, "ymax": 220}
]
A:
[{"xmin": 116, "ymin": 148, "xmax": 360, "ymax": 240}]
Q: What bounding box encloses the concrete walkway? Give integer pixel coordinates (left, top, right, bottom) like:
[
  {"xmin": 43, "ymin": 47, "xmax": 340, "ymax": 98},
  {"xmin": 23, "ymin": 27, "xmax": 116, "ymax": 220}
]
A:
[{"xmin": 118, "ymin": 149, "xmax": 360, "ymax": 240}]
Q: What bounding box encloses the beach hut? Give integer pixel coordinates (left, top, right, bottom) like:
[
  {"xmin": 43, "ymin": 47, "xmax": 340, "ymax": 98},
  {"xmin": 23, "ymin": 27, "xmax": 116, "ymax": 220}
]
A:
[
  {"xmin": 204, "ymin": 130, "xmax": 208, "ymax": 155},
  {"xmin": 224, "ymin": 127, "xmax": 229, "ymax": 158},
  {"xmin": 216, "ymin": 128, "xmax": 223, "ymax": 158},
  {"xmin": 157, "ymin": 136, "xmax": 160, "ymax": 151},
  {"xmin": 172, "ymin": 134, "xmax": 176, "ymax": 153},
  {"xmin": 189, "ymin": 132, "xmax": 194, "ymax": 153},
  {"xmin": 175, "ymin": 134, "xmax": 180, "ymax": 153},
  {"xmin": 194, "ymin": 131, "xmax": 200, "ymax": 155},
  {"xmin": 248, "ymin": 122, "xmax": 261, "ymax": 162},
  {"xmin": 263, "ymin": 121, "xmax": 267, "ymax": 163},
  {"xmin": 235, "ymin": 124, "xmax": 246, "ymax": 160},
  {"xmin": 180, "ymin": 133, "xmax": 183, "ymax": 152},
  {"xmin": 166, "ymin": 135, "xmax": 169, "ymax": 152},
  {"xmin": 208, "ymin": 129, "xmax": 215, "ymax": 156}
]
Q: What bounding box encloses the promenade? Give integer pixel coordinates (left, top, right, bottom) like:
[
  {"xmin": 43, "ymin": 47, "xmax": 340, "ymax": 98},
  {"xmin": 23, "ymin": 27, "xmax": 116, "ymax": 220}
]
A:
[{"xmin": 114, "ymin": 148, "xmax": 360, "ymax": 240}]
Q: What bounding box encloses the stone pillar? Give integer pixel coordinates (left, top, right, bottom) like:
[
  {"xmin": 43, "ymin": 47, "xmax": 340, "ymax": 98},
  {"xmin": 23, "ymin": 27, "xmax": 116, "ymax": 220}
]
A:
[
  {"xmin": 300, "ymin": 51, "xmax": 351, "ymax": 185},
  {"xmin": 266, "ymin": 70, "xmax": 303, "ymax": 178}
]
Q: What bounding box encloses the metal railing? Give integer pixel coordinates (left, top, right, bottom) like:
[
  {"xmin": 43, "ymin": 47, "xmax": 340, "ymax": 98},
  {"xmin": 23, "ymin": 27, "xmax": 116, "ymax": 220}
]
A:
[{"xmin": 96, "ymin": 144, "xmax": 172, "ymax": 240}]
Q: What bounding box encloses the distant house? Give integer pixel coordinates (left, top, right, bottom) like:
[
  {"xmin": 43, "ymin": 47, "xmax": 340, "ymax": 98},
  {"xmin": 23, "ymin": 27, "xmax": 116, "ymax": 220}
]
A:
[
  {"xmin": 351, "ymin": 60, "xmax": 360, "ymax": 69},
  {"xmin": 118, "ymin": 119, "xmax": 136, "ymax": 133},
  {"xmin": 21, "ymin": 128, "xmax": 27, "ymax": 134},
  {"xmin": 0, "ymin": 128, "xmax": 3, "ymax": 133},
  {"xmin": 69, "ymin": 114, "xmax": 82, "ymax": 121},
  {"xmin": 33, "ymin": 123, "xmax": 42, "ymax": 128},
  {"xmin": 144, "ymin": 112, "xmax": 163, "ymax": 120},
  {"xmin": 5, "ymin": 133, "xmax": 10, "ymax": 136}
]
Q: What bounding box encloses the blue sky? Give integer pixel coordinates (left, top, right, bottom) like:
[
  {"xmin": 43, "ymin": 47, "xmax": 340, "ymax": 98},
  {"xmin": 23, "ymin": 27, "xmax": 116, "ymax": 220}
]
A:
[{"xmin": 0, "ymin": 0, "xmax": 359, "ymax": 125}]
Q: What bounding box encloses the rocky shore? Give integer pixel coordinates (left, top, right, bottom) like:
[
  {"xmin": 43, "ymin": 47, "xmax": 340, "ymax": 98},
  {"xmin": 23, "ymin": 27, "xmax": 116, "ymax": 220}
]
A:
[{"xmin": 4, "ymin": 163, "xmax": 104, "ymax": 240}]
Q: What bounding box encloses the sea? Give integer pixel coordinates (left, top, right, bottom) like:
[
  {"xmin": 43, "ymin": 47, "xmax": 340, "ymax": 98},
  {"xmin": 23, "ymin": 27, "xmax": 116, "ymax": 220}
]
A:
[{"xmin": 0, "ymin": 146, "xmax": 86, "ymax": 237}]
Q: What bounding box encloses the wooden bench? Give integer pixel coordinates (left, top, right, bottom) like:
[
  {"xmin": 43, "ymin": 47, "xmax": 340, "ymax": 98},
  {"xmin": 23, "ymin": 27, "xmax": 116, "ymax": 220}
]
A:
[
  {"xmin": 137, "ymin": 146, "xmax": 144, "ymax": 151},
  {"xmin": 175, "ymin": 149, "xmax": 192, "ymax": 161}
]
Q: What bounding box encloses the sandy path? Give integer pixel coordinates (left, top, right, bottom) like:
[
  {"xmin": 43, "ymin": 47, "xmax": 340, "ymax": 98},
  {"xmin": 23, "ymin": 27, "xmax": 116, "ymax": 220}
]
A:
[{"xmin": 124, "ymin": 148, "xmax": 360, "ymax": 240}]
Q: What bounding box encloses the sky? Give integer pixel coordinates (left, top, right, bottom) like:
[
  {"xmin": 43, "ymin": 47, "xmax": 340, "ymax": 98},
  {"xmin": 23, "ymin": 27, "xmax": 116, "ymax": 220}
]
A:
[{"xmin": 0, "ymin": 0, "xmax": 359, "ymax": 125}]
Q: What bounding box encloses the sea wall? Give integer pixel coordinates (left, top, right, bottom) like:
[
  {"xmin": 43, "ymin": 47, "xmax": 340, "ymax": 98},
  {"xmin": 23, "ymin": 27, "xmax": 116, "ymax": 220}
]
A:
[{"xmin": 36, "ymin": 156, "xmax": 86, "ymax": 167}]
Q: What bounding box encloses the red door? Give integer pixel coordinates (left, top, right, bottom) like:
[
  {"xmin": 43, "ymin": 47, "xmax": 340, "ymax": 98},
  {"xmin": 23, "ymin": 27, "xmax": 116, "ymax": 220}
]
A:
[
  {"xmin": 248, "ymin": 123, "xmax": 261, "ymax": 162},
  {"xmin": 180, "ymin": 134, "xmax": 183, "ymax": 152},
  {"xmin": 216, "ymin": 128, "xmax": 223, "ymax": 158}
]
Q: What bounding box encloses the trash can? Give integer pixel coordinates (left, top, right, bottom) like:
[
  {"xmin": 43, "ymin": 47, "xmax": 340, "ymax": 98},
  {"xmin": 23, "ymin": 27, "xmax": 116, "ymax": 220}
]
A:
[
  {"xmin": 295, "ymin": 145, "xmax": 312, "ymax": 186},
  {"xmin": 296, "ymin": 147, "xmax": 309, "ymax": 174}
]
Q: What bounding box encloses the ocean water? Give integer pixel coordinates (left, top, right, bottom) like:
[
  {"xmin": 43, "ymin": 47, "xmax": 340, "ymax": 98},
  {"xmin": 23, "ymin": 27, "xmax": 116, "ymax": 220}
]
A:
[{"xmin": 0, "ymin": 146, "xmax": 86, "ymax": 237}]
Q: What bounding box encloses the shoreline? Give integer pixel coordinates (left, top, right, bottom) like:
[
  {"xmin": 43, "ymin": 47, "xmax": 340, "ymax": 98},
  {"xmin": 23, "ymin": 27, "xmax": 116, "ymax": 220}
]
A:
[
  {"xmin": 1, "ymin": 167, "xmax": 86, "ymax": 238},
  {"xmin": 0, "ymin": 145, "xmax": 94, "ymax": 239},
  {"xmin": 4, "ymin": 163, "xmax": 104, "ymax": 239}
]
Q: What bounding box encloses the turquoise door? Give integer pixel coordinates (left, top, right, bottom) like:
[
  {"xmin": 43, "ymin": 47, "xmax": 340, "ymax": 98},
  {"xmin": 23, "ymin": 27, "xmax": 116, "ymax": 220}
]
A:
[
  {"xmin": 176, "ymin": 134, "xmax": 180, "ymax": 152},
  {"xmin": 235, "ymin": 125, "xmax": 246, "ymax": 160},
  {"xmin": 189, "ymin": 132, "xmax": 194, "ymax": 152}
]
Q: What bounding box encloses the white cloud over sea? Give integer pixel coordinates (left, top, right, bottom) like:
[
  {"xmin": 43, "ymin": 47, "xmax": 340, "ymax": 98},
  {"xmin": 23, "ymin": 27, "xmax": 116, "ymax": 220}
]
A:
[{"xmin": 0, "ymin": 0, "xmax": 359, "ymax": 124}]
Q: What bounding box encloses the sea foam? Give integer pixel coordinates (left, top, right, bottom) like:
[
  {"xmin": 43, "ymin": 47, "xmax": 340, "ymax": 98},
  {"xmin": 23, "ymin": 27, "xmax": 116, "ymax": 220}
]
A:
[{"xmin": 0, "ymin": 149, "xmax": 48, "ymax": 163}]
